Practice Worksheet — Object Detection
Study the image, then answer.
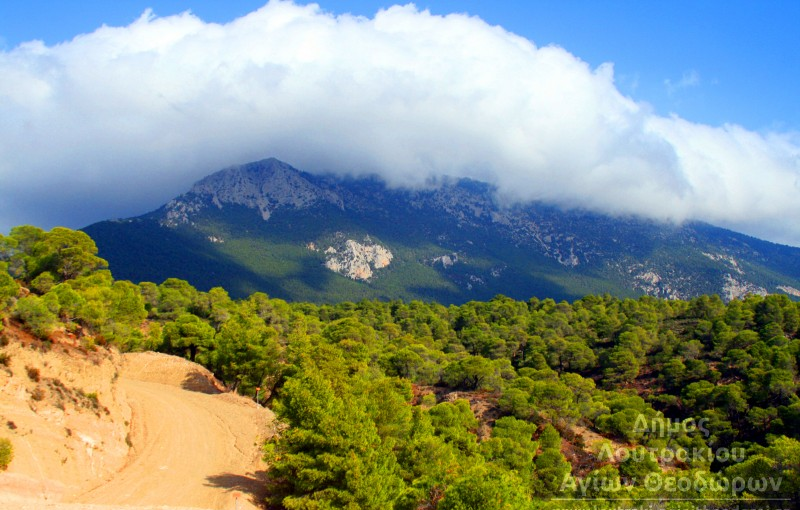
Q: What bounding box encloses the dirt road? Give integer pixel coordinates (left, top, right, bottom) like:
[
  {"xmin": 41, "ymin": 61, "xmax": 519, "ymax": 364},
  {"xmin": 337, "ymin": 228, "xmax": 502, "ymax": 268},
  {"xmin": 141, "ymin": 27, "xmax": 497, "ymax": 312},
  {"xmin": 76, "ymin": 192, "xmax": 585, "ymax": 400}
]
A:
[{"xmin": 70, "ymin": 353, "xmax": 274, "ymax": 510}]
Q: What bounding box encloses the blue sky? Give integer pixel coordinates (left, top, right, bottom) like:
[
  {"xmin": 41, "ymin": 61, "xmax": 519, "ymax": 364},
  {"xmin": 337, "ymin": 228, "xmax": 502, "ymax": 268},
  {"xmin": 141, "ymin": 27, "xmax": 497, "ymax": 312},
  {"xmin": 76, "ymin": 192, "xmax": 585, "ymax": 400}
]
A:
[
  {"xmin": 2, "ymin": 1, "xmax": 797, "ymax": 132},
  {"xmin": 1, "ymin": 1, "xmax": 799, "ymax": 246}
]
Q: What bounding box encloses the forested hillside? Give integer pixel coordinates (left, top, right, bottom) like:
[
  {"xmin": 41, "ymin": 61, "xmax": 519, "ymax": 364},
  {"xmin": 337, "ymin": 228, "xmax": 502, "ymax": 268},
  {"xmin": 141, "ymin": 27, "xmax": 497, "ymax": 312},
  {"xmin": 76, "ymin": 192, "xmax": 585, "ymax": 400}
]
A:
[{"xmin": 1, "ymin": 226, "xmax": 799, "ymax": 509}]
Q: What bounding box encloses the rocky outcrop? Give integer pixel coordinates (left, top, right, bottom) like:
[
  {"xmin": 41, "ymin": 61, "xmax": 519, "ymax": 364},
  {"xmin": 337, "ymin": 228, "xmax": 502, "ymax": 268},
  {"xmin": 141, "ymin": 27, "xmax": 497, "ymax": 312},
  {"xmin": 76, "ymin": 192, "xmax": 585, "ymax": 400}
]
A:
[
  {"xmin": 722, "ymin": 275, "xmax": 767, "ymax": 301},
  {"xmin": 322, "ymin": 236, "xmax": 393, "ymax": 281},
  {"xmin": 629, "ymin": 266, "xmax": 686, "ymax": 300},
  {"xmin": 777, "ymin": 285, "xmax": 800, "ymax": 297},
  {"xmin": 703, "ymin": 252, "xmax": 744, "ymax": 275},
  {"xmin": 431, "ymin": 253, "xmax": 459, "ymax": 268}
]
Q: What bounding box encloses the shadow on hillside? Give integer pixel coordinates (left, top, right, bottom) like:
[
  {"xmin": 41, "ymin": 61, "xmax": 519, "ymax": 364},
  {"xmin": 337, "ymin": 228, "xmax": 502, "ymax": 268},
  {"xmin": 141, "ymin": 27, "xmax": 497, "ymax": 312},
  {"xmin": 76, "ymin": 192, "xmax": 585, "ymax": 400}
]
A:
[
  {"xmin": 206, "ymin": 470, "xmax": 268, "ymax": 507},
  {"xmin": 181, "ymin": 371, "xmax": 222, "ymax": 394}
]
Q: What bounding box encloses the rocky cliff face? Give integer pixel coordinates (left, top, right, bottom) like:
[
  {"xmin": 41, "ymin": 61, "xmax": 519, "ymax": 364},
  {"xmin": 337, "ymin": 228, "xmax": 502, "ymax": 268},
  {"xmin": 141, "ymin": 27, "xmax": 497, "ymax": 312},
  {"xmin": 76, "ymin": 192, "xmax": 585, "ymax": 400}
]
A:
[{"xmin": 317, "ymin": 235, "xmax": 393, "ymax": 281}]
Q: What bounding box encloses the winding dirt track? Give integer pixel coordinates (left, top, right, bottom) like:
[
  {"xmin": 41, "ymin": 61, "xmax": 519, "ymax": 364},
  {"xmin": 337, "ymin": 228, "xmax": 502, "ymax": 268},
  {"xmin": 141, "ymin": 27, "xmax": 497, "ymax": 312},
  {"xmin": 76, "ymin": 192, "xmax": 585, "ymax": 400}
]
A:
[{"xmin": 70, "ymin": 353, "xmax": 274, "ymax": 510}]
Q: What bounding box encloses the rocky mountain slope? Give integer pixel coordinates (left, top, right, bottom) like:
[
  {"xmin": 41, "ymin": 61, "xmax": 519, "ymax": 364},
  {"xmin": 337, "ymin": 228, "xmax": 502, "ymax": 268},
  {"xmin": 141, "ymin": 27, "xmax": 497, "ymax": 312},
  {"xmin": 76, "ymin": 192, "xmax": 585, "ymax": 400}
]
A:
[{"xmin": 84, "ymin": 158, "xmax": 800, "ymax": 303}]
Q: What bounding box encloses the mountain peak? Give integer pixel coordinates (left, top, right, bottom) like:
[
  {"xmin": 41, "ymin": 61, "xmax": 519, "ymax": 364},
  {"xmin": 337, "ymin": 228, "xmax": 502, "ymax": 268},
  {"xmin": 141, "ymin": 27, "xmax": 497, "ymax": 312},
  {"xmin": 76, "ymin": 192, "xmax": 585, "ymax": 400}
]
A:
[{"xmin": 161, "ymin": 158, "xmax": 343, "ymax": 225}]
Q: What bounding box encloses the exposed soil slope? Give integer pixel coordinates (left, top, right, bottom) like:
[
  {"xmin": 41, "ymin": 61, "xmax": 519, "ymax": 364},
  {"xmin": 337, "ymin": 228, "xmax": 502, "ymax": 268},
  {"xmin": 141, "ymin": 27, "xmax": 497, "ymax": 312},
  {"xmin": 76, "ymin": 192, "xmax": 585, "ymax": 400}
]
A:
[
  {"xmin": 0, "ymin": 327, "xmax": 130, "ymax": 503},
  {"xmin": 0, "ymin": 329, "xmax": 274, "ymax": 510},
  {"xmin": 73, "ymin": 352, "xmax": 274, "ymax": 510}
]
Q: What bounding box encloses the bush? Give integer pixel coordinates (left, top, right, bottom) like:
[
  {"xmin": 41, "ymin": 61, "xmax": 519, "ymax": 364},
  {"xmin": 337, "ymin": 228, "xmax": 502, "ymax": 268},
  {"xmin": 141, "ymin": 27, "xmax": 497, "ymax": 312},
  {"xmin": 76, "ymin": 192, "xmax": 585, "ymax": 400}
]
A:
[
  {"xmin": 84, "ymin": 391, "xmax": 99, "ymax": 408},
  {"xmin": 0, "ymin": 437, "xmax": 13, "ymax": 470},
  {"xmin": 421, "ymin": 393, "xmax": 437, "ymax": 407},
  {"xmin": 14, "ymin": 295, "xmax": 58, "ymax": 338},
  {"xmin": 25, "ymin": 365, "xmax": 41, "ymax": 382}
]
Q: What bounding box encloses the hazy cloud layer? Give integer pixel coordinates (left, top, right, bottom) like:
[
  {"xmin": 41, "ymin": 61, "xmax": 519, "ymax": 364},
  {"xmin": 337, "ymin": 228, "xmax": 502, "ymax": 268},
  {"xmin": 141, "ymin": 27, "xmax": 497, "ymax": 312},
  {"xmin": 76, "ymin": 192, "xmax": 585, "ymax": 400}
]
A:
[{"xmin": 1, "ymin": 1, "xmax": 799, "ymax": 245}]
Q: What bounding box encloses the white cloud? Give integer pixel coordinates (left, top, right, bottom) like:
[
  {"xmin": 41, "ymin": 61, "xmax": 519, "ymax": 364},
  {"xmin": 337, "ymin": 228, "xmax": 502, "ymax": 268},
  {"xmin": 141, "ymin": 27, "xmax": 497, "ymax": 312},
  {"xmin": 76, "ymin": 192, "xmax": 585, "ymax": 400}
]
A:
[
  {"xmin": 1, "ymin": 1, "xmax": 799, "ymax": 246},
  {"xmin": 665, "ymin": 69, "xmax": 700, "ymax": 95}
]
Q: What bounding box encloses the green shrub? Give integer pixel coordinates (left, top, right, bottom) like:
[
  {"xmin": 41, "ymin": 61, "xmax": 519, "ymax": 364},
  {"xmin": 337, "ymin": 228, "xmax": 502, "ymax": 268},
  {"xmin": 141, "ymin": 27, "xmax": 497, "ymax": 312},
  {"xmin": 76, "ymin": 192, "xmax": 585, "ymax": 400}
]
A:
[
  {"xmin": 14, "ymin": 295, "xmax": 58, "ymax": 338},
  {"xmin": 84, "ymin": 391, "xmax": 99, "ymax": 408},
  {"xmin": 0, "ymin": 437, "xmax": 13, "ymax": 470},
  {"xmin": 421, "ymin": 393, "xmax": 437, "ymax": 407}
]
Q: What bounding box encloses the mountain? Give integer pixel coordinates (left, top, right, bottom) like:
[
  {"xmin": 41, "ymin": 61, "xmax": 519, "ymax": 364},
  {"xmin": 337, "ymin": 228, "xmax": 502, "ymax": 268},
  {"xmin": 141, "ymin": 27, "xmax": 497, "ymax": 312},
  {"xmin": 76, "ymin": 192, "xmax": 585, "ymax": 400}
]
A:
[{"xmin": 83, "ymin": 158, "xmax": 800, "ymax": 303}]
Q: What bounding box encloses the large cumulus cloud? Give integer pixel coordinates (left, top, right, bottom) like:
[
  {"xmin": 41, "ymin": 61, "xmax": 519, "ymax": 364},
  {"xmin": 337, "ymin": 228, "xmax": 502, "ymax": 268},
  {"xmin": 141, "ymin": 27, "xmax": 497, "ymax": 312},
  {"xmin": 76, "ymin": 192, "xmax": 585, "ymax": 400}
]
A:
[{"xmin": 1, "ymin": 1, "xmax": 799, "ymax": 245}]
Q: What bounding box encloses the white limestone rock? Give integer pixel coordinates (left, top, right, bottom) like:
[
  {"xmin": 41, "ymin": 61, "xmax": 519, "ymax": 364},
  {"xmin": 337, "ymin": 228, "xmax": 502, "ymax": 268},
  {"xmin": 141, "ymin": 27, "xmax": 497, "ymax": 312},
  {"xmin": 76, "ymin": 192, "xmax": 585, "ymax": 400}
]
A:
[{"xmin": 323, "ymin": 237, "xmax": 393, "ymax": 281}]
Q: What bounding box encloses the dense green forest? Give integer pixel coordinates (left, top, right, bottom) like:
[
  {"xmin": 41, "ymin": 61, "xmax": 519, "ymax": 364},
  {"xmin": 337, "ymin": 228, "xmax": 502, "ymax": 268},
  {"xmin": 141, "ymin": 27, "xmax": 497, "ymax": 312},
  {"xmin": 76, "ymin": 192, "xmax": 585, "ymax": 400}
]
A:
[{"xmin": 1, "ymin": 226, "xmax": 799, "ymax": 509}]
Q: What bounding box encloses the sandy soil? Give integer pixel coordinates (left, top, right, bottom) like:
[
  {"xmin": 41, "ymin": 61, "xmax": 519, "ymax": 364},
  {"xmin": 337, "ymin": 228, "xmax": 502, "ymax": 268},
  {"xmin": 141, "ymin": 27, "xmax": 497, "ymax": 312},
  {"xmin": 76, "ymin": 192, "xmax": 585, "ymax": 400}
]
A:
[
  {"xmin": 0, "ymin": 335, "xmax": 275, "ymax": 510},
  {"xmin": 72, "ymin": 352, "xmax": 274, "ymax": 510}
]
